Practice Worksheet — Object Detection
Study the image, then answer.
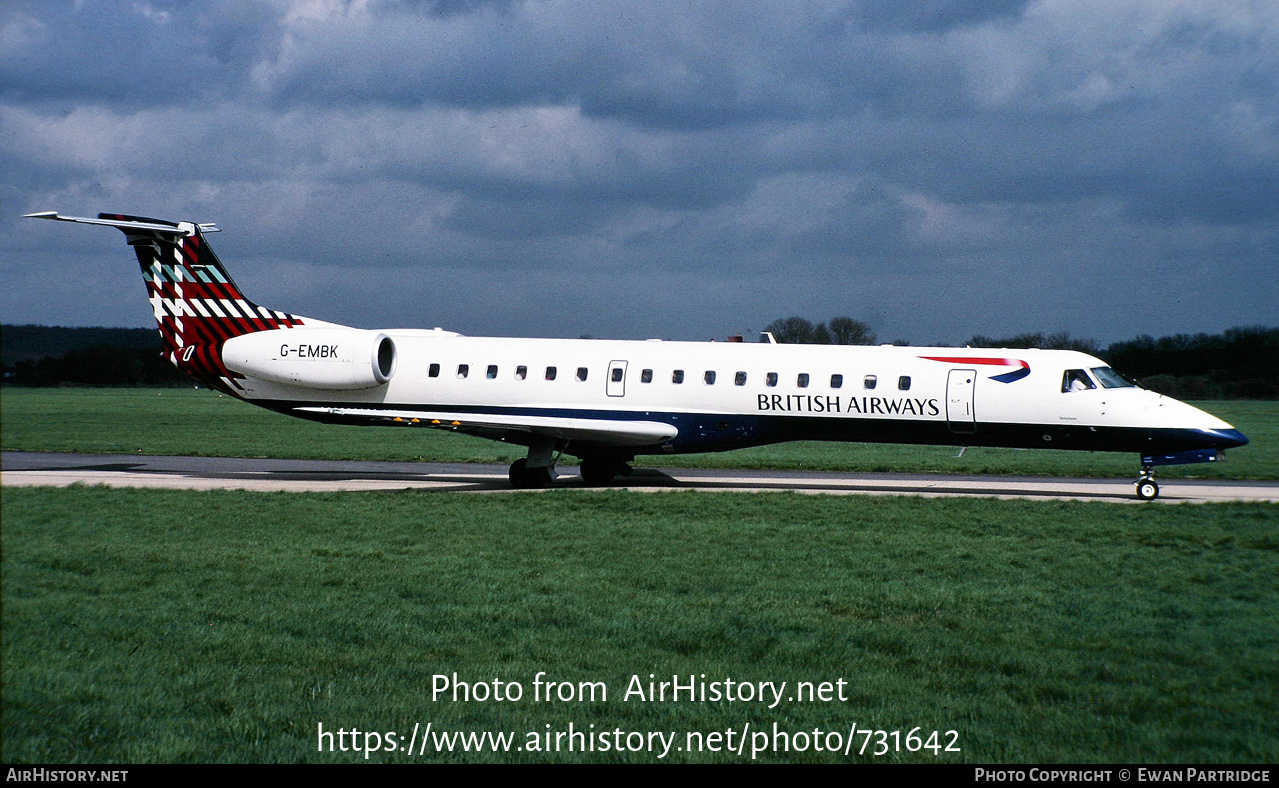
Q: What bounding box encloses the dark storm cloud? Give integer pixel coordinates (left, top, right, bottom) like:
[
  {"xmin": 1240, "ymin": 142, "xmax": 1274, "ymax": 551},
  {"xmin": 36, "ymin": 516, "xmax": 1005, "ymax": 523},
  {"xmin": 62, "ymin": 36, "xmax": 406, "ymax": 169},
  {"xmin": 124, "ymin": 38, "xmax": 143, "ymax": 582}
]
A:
[
  {"xmin": 854, "ymin": 0, "xmax": 1032, "ymax": 33},
  {"xmin": 257, "ymin": 2, "xmax": 853, "ymax": 129},
  {"xmin": 0, "ymin": 1, "xmax": 282, "ymax": 109},
  {"xmin": 257, "ymin": 1, "xmax": 1010, "ymax": 135},
  {"xmin": 1, "ymin": 0, "xmax": 1276, "ymax": 343}
]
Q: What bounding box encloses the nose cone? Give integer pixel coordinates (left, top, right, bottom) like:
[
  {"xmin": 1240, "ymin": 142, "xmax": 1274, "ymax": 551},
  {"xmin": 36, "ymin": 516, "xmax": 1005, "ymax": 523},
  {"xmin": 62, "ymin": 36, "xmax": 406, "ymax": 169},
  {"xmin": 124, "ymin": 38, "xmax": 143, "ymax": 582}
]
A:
[{"xmin": 1209, "ymin": 428, "xmax": 1249, "ymax": 449}]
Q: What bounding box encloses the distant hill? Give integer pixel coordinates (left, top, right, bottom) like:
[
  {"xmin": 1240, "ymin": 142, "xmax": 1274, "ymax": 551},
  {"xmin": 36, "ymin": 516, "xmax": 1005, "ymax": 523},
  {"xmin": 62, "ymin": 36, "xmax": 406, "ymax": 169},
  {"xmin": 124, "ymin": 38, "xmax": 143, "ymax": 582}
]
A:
[{"xmin": 2, "ymin": 324, "xmax": 161, "ymax": 364}]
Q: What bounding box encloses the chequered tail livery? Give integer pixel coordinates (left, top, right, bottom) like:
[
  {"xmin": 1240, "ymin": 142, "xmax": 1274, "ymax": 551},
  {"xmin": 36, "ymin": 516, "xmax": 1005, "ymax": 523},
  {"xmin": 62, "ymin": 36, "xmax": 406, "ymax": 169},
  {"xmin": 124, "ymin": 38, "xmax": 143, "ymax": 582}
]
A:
[{"xmin": 27, "ymin": 212, "xmax": 304, "ymax": 392}]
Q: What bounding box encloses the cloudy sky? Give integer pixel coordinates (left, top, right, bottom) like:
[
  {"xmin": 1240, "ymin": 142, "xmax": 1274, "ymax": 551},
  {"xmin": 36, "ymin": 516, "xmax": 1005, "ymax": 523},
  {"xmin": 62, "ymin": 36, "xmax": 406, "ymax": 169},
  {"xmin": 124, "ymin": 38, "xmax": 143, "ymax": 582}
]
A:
[{"xmin": 3, "ymin": 0, "xmax": 1276, "ymax": 344}]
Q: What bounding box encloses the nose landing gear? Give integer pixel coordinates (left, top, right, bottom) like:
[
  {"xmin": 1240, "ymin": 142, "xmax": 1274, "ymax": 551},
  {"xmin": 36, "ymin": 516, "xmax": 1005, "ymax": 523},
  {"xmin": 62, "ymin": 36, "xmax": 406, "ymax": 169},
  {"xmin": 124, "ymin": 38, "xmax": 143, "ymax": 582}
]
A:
[
  {"xmin": 1135, "ymin": 462, "xmax": 1160, "ymax": 501},
  {"xmin": 1135, "ymin": 448, "xmax": 1230, "ymax": 501}
]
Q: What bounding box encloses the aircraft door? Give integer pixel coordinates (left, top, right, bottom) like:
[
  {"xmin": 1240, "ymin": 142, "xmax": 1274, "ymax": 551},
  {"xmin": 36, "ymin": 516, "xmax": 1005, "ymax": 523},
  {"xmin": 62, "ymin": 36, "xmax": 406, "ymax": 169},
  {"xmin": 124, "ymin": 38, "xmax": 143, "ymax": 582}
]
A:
[
  {"xmin": 607, "ymin": 360, "xmax": 628, "ymax": 397},
  {"xmin": 946, "ymin": 369, "xmax": 977, "ymax": 433}
]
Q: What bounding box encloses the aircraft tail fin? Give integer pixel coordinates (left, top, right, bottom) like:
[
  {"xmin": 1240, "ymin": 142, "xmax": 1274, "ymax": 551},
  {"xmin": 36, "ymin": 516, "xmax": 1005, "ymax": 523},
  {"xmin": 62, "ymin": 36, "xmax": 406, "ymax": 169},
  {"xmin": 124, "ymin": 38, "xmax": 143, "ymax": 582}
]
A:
[{"xmin": 25, "ymin": 211, "xmax": 306, "ymax": 391}]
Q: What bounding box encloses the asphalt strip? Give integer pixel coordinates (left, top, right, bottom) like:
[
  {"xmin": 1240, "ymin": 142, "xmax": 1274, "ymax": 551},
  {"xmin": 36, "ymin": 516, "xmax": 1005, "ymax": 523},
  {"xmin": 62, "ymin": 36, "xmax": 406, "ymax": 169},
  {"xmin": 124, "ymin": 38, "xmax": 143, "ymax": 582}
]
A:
[{"xmin": 3, "ymin": 452, "xmax": 1277, "ymax": 503}]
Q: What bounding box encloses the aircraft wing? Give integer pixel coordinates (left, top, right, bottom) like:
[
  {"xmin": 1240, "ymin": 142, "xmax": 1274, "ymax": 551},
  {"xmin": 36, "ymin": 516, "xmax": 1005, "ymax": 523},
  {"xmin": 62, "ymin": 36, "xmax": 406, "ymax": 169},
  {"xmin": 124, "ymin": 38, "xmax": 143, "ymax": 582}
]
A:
[{"xmin": 293, "ymin": 406, "xmax": 678, "ymax": 447}]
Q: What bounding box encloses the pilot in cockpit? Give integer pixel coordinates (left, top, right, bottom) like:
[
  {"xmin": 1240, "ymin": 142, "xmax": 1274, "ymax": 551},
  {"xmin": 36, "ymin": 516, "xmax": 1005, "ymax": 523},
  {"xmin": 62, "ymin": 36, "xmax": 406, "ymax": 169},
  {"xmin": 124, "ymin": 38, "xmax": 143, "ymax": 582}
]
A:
[{"xmin": 1062, "ymin": 369, "xmax": 1096, "ymax": 392}]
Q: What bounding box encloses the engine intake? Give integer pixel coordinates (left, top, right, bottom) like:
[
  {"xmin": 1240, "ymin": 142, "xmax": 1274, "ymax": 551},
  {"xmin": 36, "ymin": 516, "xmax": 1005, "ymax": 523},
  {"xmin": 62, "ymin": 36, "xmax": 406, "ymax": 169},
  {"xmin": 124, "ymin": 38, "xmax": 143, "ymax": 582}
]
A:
[{"xmin": 222, "ymin": 328, "xmax": 396, "ymax": 390}]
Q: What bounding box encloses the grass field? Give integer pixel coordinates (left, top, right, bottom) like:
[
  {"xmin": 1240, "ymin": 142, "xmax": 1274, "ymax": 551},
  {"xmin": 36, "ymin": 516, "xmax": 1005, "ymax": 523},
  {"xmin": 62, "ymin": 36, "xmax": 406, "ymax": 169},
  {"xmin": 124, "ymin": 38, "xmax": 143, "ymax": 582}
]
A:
[
  {"xmin": 2, "ymin": 487, "xmax": 1277, "ymax": 763},
  {"xmin": 3, "ymin": 388, "xmax": 1277, "ymax": 763},
  {"xmin": 2, "ymin": 387, "xmax": 1275, "ymax": 479}
]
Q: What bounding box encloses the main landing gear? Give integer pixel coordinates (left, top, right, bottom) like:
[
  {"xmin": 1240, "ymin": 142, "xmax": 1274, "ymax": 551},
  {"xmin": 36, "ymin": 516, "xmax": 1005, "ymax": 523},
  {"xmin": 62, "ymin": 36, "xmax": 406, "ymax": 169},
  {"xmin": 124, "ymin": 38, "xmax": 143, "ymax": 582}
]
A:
[
  {"xmin": 508, "ymin": 440, "xmax": 558, "ymax": 489},
  {"xmin": 508, "ymin": 457, "xmax": 554, "ymax": 489},
  {"xmin": 1135, "ymin": 469, "xmax": 1159, "ymax": 501},
  {"xmin": 507, "ymin": 448, "xmax": 634, "ymax": 489},
  {"xmin": 578, "ymin": 456, "xmax": 631, "ymax": 487}
]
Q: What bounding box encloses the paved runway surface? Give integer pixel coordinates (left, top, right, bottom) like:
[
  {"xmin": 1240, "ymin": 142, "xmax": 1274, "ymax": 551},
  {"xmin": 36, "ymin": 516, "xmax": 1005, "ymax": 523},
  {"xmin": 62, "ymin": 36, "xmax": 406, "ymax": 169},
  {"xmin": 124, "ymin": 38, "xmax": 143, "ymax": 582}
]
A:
[{"xmin": 4, "ymin": 452, "xmax": 1277, "ymax": 503}]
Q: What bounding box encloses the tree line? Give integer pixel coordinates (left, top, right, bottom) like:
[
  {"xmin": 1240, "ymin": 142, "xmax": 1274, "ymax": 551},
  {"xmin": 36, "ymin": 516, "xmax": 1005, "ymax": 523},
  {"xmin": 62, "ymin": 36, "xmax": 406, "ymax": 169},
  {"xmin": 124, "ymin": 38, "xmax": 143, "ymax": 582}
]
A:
[
  {"xmin": 3, "ymin": 322, "xmax": 1277, "ymax": 398},
  {"xmin": 762, "ymin": 316, "xmax": 880, "ymax": 346},
  {"xmin": 2, "ymin": 325, "xmax": 188, "ymax": 387}
]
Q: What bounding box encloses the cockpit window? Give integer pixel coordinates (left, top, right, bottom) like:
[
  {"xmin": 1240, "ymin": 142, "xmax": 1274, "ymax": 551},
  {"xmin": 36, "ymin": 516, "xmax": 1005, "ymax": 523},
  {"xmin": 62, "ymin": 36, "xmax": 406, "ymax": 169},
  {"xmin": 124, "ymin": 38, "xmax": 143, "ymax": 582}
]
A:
[
  {"xmin": 1062, "ymin": 369, "xmax": 1096, "ymax": 393},
  {"xmin": 1090, "ymin": 366, "xmax": 1138, "ymax": 389}
]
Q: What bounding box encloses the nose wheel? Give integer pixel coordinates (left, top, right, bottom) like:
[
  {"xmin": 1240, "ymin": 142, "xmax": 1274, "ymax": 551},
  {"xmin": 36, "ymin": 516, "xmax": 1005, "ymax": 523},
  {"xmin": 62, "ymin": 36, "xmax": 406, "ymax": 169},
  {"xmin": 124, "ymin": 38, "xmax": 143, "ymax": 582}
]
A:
[{"xmin": 1135, "ymin": 472, "xmax": 1159, "ymax": 501}]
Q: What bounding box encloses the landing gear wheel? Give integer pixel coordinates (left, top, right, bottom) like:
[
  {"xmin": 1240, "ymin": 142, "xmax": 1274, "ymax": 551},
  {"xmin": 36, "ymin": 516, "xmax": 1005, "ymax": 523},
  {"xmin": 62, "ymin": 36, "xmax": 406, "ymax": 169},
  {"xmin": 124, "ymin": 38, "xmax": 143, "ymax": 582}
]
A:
[
  {"xmin": 579, "ymin": 457, "xmax": 622, "ymax": 486},
  {"xmin": 508, "ymin": 458, "xmax": 530, "ymax": 489},
  {"xmin": 508, "ymin": 458, "xmax": 553, "ymax": 489},
  {"xmin": 1135, "ymin": 478, "xmax": 1159, "ymax": 501}
]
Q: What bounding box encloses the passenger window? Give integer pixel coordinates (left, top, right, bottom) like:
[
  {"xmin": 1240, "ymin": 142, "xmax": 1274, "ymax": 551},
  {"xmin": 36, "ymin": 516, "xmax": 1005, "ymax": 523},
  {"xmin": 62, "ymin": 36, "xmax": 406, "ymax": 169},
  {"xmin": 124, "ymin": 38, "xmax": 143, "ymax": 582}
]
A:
[
  {"xmin": 457, "ymin": 364, "xmax": 469, "ymax": 379},
  {"xmin": 429, "ymin": 363, "xmax": 440, "ymax": 378},
  {"xmin": 864, "ymin": 375, "xmax": 877, "ymax": 390},
  {"xmin": 766, "ymin": 372, "xmax": 778, "ymax": 387},
  {"xmin": 1062, "ymin": 369, "xmax": 1096, "ymax": 393},
  {"xmin": 899, "ymin": 376, "xmax": 911, "ymax": 391},
  {"xmin": 487, "ymin": 364, "xmax": 498, "ymax": 379},
  {"xmin": 577, "ymin": 367, "xmax": 589, "ymax": 382},
  {"xmin": 704, "ymin": 370, "xmax": 716, "ymax": 385},
  {"xmin": 545, "ymin": 366, "xmax": 557, "ymax": 381},
  {"xmin": 515, "ymin": 365, "xmax": 527, "ymax": 380},
  {"xmin": 830, "ymin": 374, "xmax": 843, "ymax": 388},
  {"xmin": 641, "ymin": 369, "xmax": 653, "ymax": 383},
  {"xmin": 797, "ymin": 373, "xmax": 809, "ymax": 388},
  {"xmin": 734, "ymin": 371, "xmax": 747, "ymax": 386},
  {"xmin": 611, "ymin": 367, "xmax": 624, "ymax": 383},
  {"xmin": 672, "ymin": 370, "xmax": 684, "ymax": 384}
]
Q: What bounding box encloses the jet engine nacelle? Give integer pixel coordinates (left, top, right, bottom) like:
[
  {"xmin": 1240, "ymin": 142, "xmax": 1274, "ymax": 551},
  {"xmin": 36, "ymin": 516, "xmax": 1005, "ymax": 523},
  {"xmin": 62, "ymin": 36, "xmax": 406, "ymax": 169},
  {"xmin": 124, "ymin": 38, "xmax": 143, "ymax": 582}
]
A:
[{"xmin": 222, "ymin": 328, "xmax": 396, "ymax": 390}]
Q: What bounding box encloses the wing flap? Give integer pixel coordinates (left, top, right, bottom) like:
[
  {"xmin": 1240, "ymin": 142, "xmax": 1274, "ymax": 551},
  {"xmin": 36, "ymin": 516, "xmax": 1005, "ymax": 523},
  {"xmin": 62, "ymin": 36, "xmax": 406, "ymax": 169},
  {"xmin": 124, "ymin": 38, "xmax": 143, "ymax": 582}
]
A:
[{"xmin": 294, "ymin": 407, "xmax": 677, "ymax": 446}]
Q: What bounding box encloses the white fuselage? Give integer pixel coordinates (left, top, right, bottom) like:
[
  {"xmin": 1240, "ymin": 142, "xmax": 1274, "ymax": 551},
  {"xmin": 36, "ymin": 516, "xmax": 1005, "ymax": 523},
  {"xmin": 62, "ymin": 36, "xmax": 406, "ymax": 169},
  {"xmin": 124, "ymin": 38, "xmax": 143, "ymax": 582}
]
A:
[{"xmin": 231, "ymin": 331, "xmax": 1239, "ymax": 458}]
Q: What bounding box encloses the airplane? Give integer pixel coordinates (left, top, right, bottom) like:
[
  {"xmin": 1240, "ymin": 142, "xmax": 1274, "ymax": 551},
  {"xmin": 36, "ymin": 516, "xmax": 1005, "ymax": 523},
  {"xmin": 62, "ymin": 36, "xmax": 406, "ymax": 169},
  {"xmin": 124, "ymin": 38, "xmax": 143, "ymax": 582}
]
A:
[{"xmin": 26, "ymin": 211, "xmax": 1249, "ymax": 499}]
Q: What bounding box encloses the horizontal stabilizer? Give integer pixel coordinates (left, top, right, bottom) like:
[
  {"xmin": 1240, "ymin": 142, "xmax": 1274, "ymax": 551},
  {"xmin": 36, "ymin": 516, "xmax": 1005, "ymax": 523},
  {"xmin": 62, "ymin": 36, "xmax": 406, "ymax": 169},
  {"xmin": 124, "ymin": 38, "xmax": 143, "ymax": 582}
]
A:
[
  {"xmin": 24, "ymin": 211, "xmax": 218, "ymax": 234},
  {"xmin": 294, "ymin": 407, "xmax": 678, "ymax": 447}
]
